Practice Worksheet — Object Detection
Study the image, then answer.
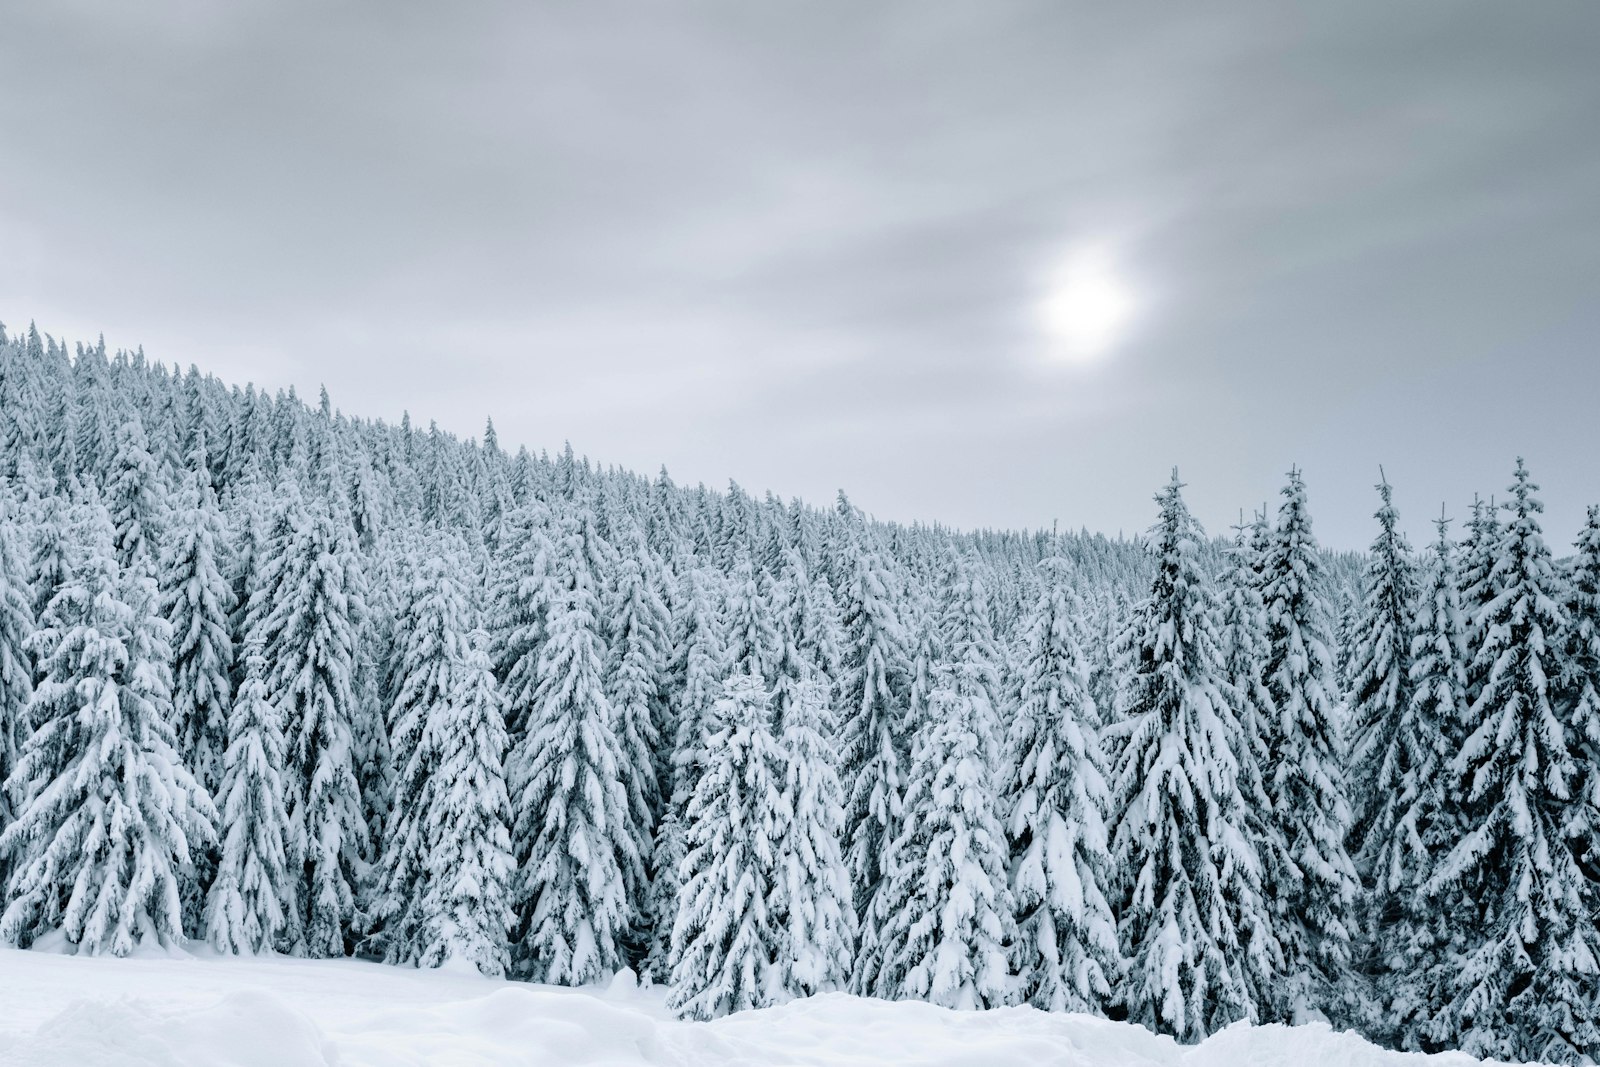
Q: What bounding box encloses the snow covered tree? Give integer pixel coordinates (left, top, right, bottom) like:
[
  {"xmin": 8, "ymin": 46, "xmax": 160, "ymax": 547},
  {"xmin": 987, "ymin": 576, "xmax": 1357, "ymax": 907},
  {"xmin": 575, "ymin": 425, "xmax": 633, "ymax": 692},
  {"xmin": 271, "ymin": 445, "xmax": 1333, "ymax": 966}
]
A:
[
  {"xmin": 835, "ymin": 516, "xmax": 911, "ymax": 969},
  {"xmin": 641, "ymin": 569, "xmax": 728, "ymax": 979},
  {"xmin": 1215, "ymin": 517, "xmax": 1284, "ymax": 935},
  {"xmin": 367, "ymin": 550, "xmax": 472, "ymax": 963},
  {"xmin": 29, "ymin": 495, "xmax": 75, "ymax": 624},
  {"xmin": 668, "ymin": 671, "xmax": 787, "ymax": 1019},
  {"xmin": 777, "ymin": 549, "xmax": 845, "ymax": 702},
  {"xmin": 160, "ymin": 465, "xmax": 235, "ymax": 800},
  {"xmin": 641, "ymin": 808, "xmax": 688, "ymax": 986},
  {"xmin": 1344, "ymin": 477, "xmax": 1419, "ymax": 937},
  {"xmin": 1560, "ymin": 505, "xmax": 1600, "ymax": 877},
  {"xmin": 1425, "ymin": 461, "xmax": 1600, "ymax": 1063},
  {"xmin": 1004, "ymin": 557, "xmax": 1119, "ymax": 1014},
  {"xmin": 603, "ymin": 535, "xmax": 672, "ymax": 913},
  {"xmin": 1383, "ymin": 514, "xmax": 1471, "ymax": 1048},
  {"xmin": 934, "ymin": 553, "xmax": 1004, "ymax": 765},
  {"xmin": 666, "ymin": 567, "xmax": 729, "ymax": 811},
  {"xmin": 107, "ymin": 416, "xmax": 164, "ymax": 569},
  {"xmin": 1458, "ymin": 495, "xmax": 1502, "ymax": 709},
  {"xmin": 723, "ymin": 554, "xmax": 778, "ymax": 681},
  {"xmin": 250, "ymin": 502, "xmax": 368, "ymax": 956},
  {"xmin": 508, "ymin": 509, "xmax": 639, "ymax": 984},
  {"xmin": 415, "ymin": 629, "xmax": 514, "ymax": 975},
  {"xmin": 872, "ymin": 665, "xmax": 1015, "ymax": 1010},
  {"xmin": 0, "ymin": 498, "xmax": 34, "ymax": 855},
  {"xmin": 773, "ymin": 676, "xmax": 855, "ymax": 998},
  {"xmin": 205, "ymin": 644, "xmax": 297, "ymax": 954},
  {"xmin": 490, "ymin": 503, "xmax": 555, "ymax": 740},
  {"xmin": 1109, "ymin": 472, "xmax": 1277, "ymax": 1041},
  {"xmin": 1258, "ymin": 468, "xmax": 1358, "ymax": 1018},
  {"xmin": 0, "ymin": 507, "xmax": 216, "ymax": 954}
]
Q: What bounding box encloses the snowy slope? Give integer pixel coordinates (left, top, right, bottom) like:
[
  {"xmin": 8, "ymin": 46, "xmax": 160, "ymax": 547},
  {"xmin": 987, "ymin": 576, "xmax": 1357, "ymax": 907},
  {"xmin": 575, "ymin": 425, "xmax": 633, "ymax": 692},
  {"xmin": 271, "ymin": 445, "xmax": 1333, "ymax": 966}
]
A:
[{"xmin": 0, "ymin": 947, "xmax": 1512, "ymax": 1067}]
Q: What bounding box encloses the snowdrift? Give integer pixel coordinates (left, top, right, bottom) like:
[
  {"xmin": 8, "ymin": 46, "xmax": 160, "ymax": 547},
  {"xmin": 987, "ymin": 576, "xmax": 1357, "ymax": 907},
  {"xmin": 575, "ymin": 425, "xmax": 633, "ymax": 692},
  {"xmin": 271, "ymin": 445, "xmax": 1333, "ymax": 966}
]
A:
[{"xmin": 0, "ymin": 947, "xmax": 1508, "ymax": 1067}]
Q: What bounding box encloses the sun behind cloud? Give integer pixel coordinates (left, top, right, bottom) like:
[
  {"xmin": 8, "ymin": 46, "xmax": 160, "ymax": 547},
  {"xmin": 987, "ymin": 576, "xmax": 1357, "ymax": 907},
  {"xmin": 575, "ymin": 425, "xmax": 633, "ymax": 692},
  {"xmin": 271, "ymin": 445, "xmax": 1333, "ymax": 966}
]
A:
[{"xmin": 1037, "ymin": 246, "xmax": 1137, "ymax": 364}]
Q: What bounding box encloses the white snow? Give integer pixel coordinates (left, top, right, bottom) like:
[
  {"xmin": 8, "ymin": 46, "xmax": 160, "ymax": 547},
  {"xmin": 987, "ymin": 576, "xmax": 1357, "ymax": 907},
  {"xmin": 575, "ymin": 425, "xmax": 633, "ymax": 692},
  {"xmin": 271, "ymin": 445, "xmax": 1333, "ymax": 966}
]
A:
[{"xmin": 0, "ymin": 946, "xmax": 1510, "ymax": 1067}]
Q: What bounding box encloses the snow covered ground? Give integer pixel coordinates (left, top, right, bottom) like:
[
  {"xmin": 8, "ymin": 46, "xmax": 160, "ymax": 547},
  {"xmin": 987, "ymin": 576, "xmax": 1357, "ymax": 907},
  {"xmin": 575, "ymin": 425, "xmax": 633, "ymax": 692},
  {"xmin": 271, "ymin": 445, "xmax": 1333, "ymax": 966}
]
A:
[{"xmin": 0, "ymin": 946, "xmax": 1511, "ymax": 1067}]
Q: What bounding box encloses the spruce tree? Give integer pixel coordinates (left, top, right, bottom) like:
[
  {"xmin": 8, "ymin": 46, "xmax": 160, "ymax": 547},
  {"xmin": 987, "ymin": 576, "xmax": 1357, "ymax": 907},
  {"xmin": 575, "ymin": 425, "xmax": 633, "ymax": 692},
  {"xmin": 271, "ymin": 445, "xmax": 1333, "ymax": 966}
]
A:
[
  {"xmin": 29, "ymin": 494, "xmax": 75, "ymax": 624},
  {"xmin": 1344, "ymin": 477, "xmax": 1419, "ymax": 964},
  {"xmin": 1426, "ymin": 461, "xmax": 1600, "ymax": 1063},
  {"xmin": 160, "ymin": 465, "xmax": 236, "ymax": 800},
  {"xmin": 668, "ymin": 672, "xmax": 787, "ymax": 1019},
  {"xmin": 367, "ymin": 551, "xmax": 472, "ymax": 963},
  {"xmin": 723, "ymin": 554, "xmax": 778, "ymax": 681},
  {"xmin": 251, "ymin": 502, "xmax": 368, "ymax": 956},
  {"xmin": 0, "ymin": 498, "xmax": 34, "ymax": 854},
  {"xmin": 1215, "ymin": 517, "xmax": 1284, "ymax": 986},
  {"xmin": 1458, "ymin": 495, "xmax": 1502, "ymax": 710},
  {"xmin": 836, "ymin": 519, "xmax": 910, "ymax": 978},
  {"xmin": 773, "ymin": 676, "xmax": 855, "ymax": 998},
  {"xmin": 1109, "ymin": 473, "xmax": 1276, "ymax": 1041},
  {"xmin": 416, "ymin": 629, "xmax": 514, "ymax": 975},
  {"xmin": 508, "ymin": 509, "xmax": 639, "ymax": 984},
  {"xmin": 1005, "ymin": 558, "xmax": 1119, "ymax": 1014},
  {"xmin": 1560, "ymin": 505, "xmax": 1600, "ymax": 877},
  {"xmin": 873, "ymin": 665, "xmax": 1015, "ymax": 1009},
  {"xmin": 1258, "ymin": 468, "xmax": 1358, "ymax": 1018},
  {"xmin": 666, "ymin": 567, "xmax": 729, "ymax": 813},
  {"xmin": 107, "ymin": 416, "xmax": 163, "ymax": 569},
  {"xmin": 644, "ymin": 570, "xmax": 728, "ymax": 980},
  {"xmin": 205, "ymin": 644, "xmax": 298, "ymax": 954},
  {"xmin": 603, "ymin": 536, "xmax": 672, "ymax": 917},
  {"xmin": 1, "ymin": 508, "xmax": 216, "ymax": 954},
  {"xmin": 1386, "ymin": 514, "xmax": 1470, "ymax": 1048},
  {"xmin": 490, "ymin": 504, "xmax": 555, "ymax": 740}
]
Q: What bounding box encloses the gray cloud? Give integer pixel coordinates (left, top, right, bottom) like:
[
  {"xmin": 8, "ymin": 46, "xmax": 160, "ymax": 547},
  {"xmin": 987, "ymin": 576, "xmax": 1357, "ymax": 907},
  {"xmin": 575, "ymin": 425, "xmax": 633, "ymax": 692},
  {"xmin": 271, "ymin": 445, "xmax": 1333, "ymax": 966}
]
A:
[{"xmin": 3, "ymin": 0, "xmax": 1597, "ymax": 548}]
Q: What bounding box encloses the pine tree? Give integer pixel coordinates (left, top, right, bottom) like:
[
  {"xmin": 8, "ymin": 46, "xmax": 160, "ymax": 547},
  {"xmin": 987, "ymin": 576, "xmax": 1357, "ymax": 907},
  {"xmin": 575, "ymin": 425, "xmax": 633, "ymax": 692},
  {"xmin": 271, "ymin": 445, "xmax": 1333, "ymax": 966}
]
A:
[
  {"xmin": 1109, "ymin": 473, "xmax": 1276, "ymax": 1041},
  {"xmin": 1344, "ymin": 476, "xmax": 1419, "ymax": 973},
  {"xmin": 836, "ymin": 518, "xmax": 910, "ymax": 979},
  {"xmin": 1458, "ymin": 496, "xmax": 1502, "ymax": 710},
  {"xmin": 107, "ymin": 416, "xmax": 164, "ymax": 569},
  {"xmin": 773, "ymin": 676, "xmax": 855, "ymax": 998},
  {"xmin": 1, "ymin": 507, "xmax": 216, "ymax": 954},
  {"xmin": 873, "ymin": 665, "xmax": 1015, "ymax": 1009},
  {"xmin": 1215, "ymin": 517, "xmax": 1284, "ymax": 1004},
  {"xmin": 1258, "ymin": 468, "xmax": 1358, "ymax": 1018},
  {"xmin": 603, "ymin": 536, "xmax": 672, "ymax": 919},
  {"xmin": 934, "ymin": 553, "xmax": 1004, "ymax": 765},
  {"xmin": 667, "ymin": 567, "xmax": 729, "ymax": 813},
  {"xmin": 415, "ymin": 629, "xmax": 514, "ymax": 975},
  {"xmin": 491, "ymin": 504, "xmax": 555, "ymax": 740},
  {"xmin": 29, "ymin": 494, "xmax": 75, "ymax": 624},
  {"xmin": 641, "ymin": 808, "xmax": 687, "ymax": 986},
  {"xmin": 1426, "ymin": 461, "xmax": 1600, "ymax": 1063},
  {"xmin": 1386, "ymin": 514, "xmax": 1470, "ymax": 1048},
  {"xmin": 251, "ymin": 502, "xmax": 368, "ymax": 956},
  {"xmin": 160, "ymin": 465, "xmax": 236, "ymax": 800},
  {"xmin": 723, "ymin": 554, "xmax": 778, "ymax": 681},
  {"xmin": 1563, "ymin": 506, "xmax": 1600, "ymax": 884},
  {"xmin": 668, "ymin": 672, "xmax": 787, "ymax": 1019},
  {"xmin": 1005, "ymin": 557, "xmax": 1119, "ymax": 1014},
  {"xmin": 643, "ymin": 568, "xmax": 728, "ymax": 979},
  {"xmin": 508, "ymin": 509, "xmax": 639, "ymax": 984},
  {"xmin": 205, "ymin": 644, "xmax": 298, "ymax": 954},
  {"xmin": 0, "ymin": 498, "xmax": 34, "ymax": 856},
  {"xmin": 367, "ymin": 551, "xmax": 472, "ymax": 963}
]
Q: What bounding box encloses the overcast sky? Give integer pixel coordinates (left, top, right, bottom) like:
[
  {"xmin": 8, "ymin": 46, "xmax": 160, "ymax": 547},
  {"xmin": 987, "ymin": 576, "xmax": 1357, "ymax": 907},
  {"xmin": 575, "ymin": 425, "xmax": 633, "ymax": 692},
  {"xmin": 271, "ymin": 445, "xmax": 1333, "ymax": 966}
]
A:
[{"xmin": 3, "ymin": 1, "xmax": 1597, "ymax": 549}]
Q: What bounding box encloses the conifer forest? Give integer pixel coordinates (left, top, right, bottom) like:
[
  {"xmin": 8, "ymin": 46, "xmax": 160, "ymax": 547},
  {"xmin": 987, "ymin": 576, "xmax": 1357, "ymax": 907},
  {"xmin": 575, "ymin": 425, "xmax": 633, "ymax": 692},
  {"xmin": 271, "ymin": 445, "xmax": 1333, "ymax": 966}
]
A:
[{"xmin": 5, "ymin": 322, "xmax": 1600, "ymax": 1064}]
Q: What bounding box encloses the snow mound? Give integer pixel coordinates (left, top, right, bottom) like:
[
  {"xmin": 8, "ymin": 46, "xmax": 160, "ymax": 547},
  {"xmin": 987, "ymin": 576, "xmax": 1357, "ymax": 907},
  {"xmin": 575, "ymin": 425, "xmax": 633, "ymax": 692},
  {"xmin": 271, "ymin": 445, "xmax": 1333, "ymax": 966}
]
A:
[
  {"xmin": 0, "ymin": 948, "xmax": 1515, "ymax": 1066},
  {"xmin": 0, "ymin": 991, "xmax": 333, "ymax": 1067}
]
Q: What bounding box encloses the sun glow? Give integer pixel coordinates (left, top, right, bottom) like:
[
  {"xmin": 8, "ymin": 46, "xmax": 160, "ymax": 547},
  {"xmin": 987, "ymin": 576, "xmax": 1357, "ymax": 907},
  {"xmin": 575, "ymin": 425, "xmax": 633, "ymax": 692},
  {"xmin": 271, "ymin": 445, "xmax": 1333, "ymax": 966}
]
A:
[{"xmin": 1037, "ymin": 247, "xmax": 1137, "ymax": 363}]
